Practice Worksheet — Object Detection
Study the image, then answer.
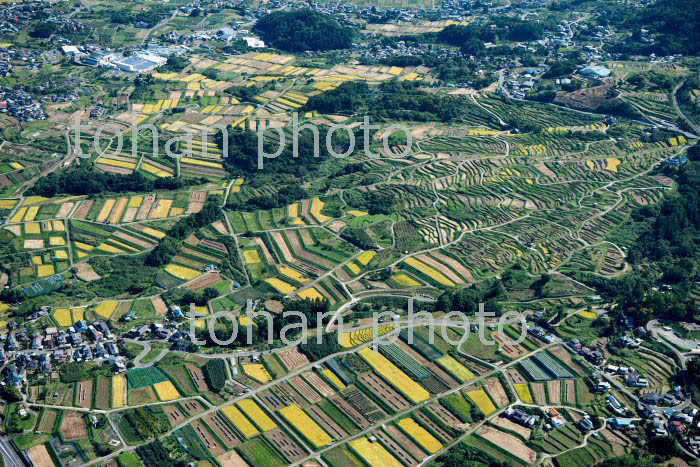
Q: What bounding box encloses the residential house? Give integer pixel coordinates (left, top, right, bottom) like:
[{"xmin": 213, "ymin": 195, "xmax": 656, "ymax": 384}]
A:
[{"xmin": 610, "ymin": 418, "xmax": 635, "ymax": 430}]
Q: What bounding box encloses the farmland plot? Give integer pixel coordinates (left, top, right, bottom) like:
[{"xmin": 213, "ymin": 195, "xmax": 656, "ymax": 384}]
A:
[
  {"xmin": 60, "ymin": 411, "xmax": 88, "ymax": 441},
  {"xmin": 476, "ymin": 426, "xmax": 537, "ymax": 463}
]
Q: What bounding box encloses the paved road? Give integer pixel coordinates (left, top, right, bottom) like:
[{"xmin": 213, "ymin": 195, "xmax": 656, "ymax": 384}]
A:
[
  {"xmin": 672, "ymin": 80, "xmax": 700, "ymax": 136},
  {"xmin": 646, "ymin": 319, "xmax": 694, "ymax": 369},
  {"xmin": 0, "ymin": 436, "xmax": 25, "ymax": 467}
]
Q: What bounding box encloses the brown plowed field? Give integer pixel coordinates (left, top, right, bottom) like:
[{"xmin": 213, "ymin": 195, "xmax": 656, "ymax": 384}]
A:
[
  {"xmin": 60, "ymin": 411, "xmax": 88, "ymax": 441},
  {"xmin": 76, "ymin": 380, "xmax": 93, "ymax": 408},
  {"xmin": 277, "ymin": 347, "xmax": 310, "ymax": 371},
  {"xmin": 531, "ymin": 382, "xmax": 547, "ymax": 405},
  {"xmin": 477, "ymin": 426, "xmax": 537, "ymax": 463},
  {"xmin": 358, "ymin": 372, "xmax": 410, "ymax": 412},
  {"xmin": 203, "ymin": 412, "xmax": 240, "ymax": 448},
  {"xmin": 547, "ymin": 380, "xmax": 561, "ymax": 404},
  {"xmin": 265, "ymin": 427, "xmax": 307, "ymax": 461},
  {"xmin": 193, "ymin": 421, "xmax": 225, "ymax": 456},
  {"xmin": 484, "ymin": 377, "xmax": 509, "ymax": 407}
]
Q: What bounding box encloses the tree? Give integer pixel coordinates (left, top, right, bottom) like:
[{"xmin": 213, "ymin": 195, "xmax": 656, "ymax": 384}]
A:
[
  {"xmin": 0, "ymin": 385, "xmax": 22, "ymax": 403},
  {"xmin": 460, "ymin": 38, "xmax": 485, "ymax": 56},
  {"xmin": 30, "ymin": 23, "xmax": 57, "ymax": 39},
  {"xmin": 255, "ymin": 10, "xmax": 353, "ymax": 52}
]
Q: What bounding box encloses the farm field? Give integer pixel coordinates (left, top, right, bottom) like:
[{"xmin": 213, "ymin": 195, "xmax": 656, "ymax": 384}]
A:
[{"xmin": 1, "ymin": 4, "xmax": 695, "ymax": 467}]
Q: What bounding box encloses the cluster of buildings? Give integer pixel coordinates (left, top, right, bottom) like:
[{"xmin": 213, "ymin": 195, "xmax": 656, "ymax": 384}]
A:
[
  {"xmin": 0, "ymin": 1, "xmax": 57, "ymax": 35},
  {"xmin": 61, "ymin": 43, "xmax": 188, "ymax": 74},
  {"xmin": 502, "ymin": 406, "xmax": 540, "ymax": 427},
  {"xmin": 603, "ymin": 364, "xmax": 651, "ymax": 388},
  {"xmin": 566, "ymin": 338, "xmax": 604, "ymax": 365},
  {"xmin": 1, "ymin": 319, "xmax": 129, "ymax": 387},
  {"xmin": 526, "ymin": 325, "xmax": 557, "ymax": 344},
  {"xmin": 0, "ymin": 87, "xmax": 46, "ymax": 122},
  {"xmin": 75, "ymin": 49, "xmax": 168, "ymax": 74},
  {"xmin": 503, "ymin": 406, "xmax": 597, "ymax": 434},
  {"xmin": 639, "ymin": 389, "xmax": 695, "ymax": 443}
]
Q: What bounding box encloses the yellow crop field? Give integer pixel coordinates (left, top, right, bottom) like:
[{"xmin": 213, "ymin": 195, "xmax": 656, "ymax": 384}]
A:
[
  {"xmin": 141, "ymin": 163, "xmax": 172, "ymax": 178},
  {"xmin": 466, "ymin": 389, "xmax": 497, "ymax": 415},
  {"xmin": 25, "ymin": 223, "xmax": 41, "ymax": 234},
  {"xmin": 341, "ymin": 325, "xmax": 395, "ymax": 348},
  {"xmin": 153, "ymin": 381, "xmax": 180, "ymax": 401},
  {"xmin": 181, "ymin": 157, "xmax": 224, "ymax": 168},
  {"xmin": 238, "ymin": 399, "xmax": 277, "ymax": 431},
  {"xmin": 347, "ymin": 262, "xmax": 361, "ymax": 275},
  {"xmin": 515, "ymin": 383, "xmax": 533, "ymax": 403},
  {"xmin": 358, "ymin": 347, "xmax": 429, "ymax": 403},
  {"xmin": 149, "ymin": 199, "xmax": 172, "ymax": 219},
  {"xmin": 95, "ymin": 301, "xmax": 119, "ymax": 319},
  {"xmin": 0, "ymin": 199, "xmax": 17, "ymax": 209},
  {"xmin": 243, "ymin": 364, "xmax": 271, "ymax": 383},
  {"xmin": 95, "ymin": 300, "xmax": 119, "ymax": 319},
  {"xmin": 108, "ymin": 198, "xmax": 127, "ymax": 224},
  {"xmin": 392, "ymin": 273, "xmax": 421, "ymax": 287},
  {"xmin": 578, "ymin": 310, "xmax": 598, "ymax": 320},
  {"xmin": 53, "ymin": 308, "xmax": 72, "ymax": 327},
  {"xmin": 75, "ymin": 242, "xmax": 94, "ymax": 251},
  {"xmin": 287, "ymin": 203, "xmax": 299, "ymax": 217},
  {"xmin": 397, "ymin": 418, "xmax": 443, "ymax": 453},
  {"xmin": 437, "ymin": 355, "xmax": 475, "ymax": 382},
  {"xmin": 279, "ymin": 267, "xmax": 309, "ymax": 283},
  {"xmin": 112, "ymin": 375, "xmax": 126, "ymax": 408},
  {"xmin": 606, "ymin": 158, "xmax": 621, "ymax": 172},
  {"xmin": 169, "ymin": 207, "xmax": 184, "ymax": 217},
  {"xmin": 298, "ymin": 287, "xmax": 325, "ymax": 301},
  {"xmin": 347, "ymin": 209, "xmax": 368, "ymax": 217},
  {"xmin": 221, "ymin": 406, "xmax": 259, "ymax": 438},
  {"xmin": 37, "ymin": 265, "xmax": 55, "ymax": 278},
  {"xmin": 264, "ymin": 278, "xmax": 297, "ymax": 294},
  {"xmin": 96, "ymin": 199, "xmax": 116, "ymax": 222},
  {"xmin": 24, "ymin": 206, "xmax": 39, "ymax": 221},
  {"xmin": 97, "ymin": 243, "xmax": 127, "ymax": 254},
  {"xmin": 586, "ymin": 160, "xmax": 596, "ymax": 171},
  {"xmin": 32, "ymin": 256, "xmax": 42, "ymax": 265},
  {"xmin": 321, "ymin": 369, "xmax": 346, "ymax": 389},
  {"xmin": 279, "ymin": 404, "xmax": 333, "ymax": 447},
  {"xmin": 165, "ymin": 264, "xmax": 201, "ymax": 281},
  {"xmin": 243, "ymin": 249, "xmax": 261, "ymax": 264},
  {"xmin": 310, "ymin": 198, "xmax": 331, "ymax": 223},
  {"xmin": 357, "ymin": 250, "xmax": 376, "ymax": 265},
  {"xmin": 468, "ymin": 129, "xmax": 501, "ymax": 136},
  {"xmin": 141, "ymin": 227, "xmax": 166, "ymax": 239},
  {"xmin": 98, "ymin": 158, "xmax": 136, "ymax": 169},
  {"xmin": 10, "ymin": 207, "xmax": 27, "ymax": 223},
  {"xmin": 72, "ymin": 308, "xmax": 85, "ymax": 322},
  {"xmin": 49, "ymin": 237, "xmax": 66, "ymax": 246},
  {"xmin": 52, "ymin": 220, "xmax": 65, "ymax": 231},
  {"xmin": 128, "ymin": 196, "xmax": 143, "ymax": 208},
  {"xmin": 55, "ymin": 250, "xmax": 68, "ymax": 260},
  {"xmin": 23, "ymin": 196, "xmax": 47, "ymax": 206},
  {"xmin": 388, "ymin": 66, "xmax": 403, "ymax": 76},
  {"xmin": 349, "ymin": 437, "xmax": 402, "ymax": 467},
  {"xmin": 405, "ymin": 257, "xmax": 455, "ymax": 286}
]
